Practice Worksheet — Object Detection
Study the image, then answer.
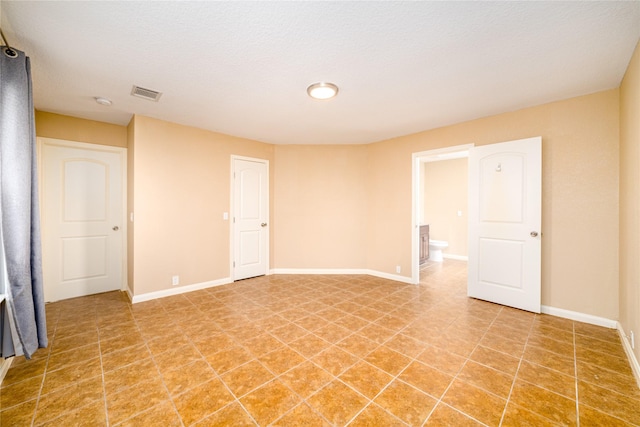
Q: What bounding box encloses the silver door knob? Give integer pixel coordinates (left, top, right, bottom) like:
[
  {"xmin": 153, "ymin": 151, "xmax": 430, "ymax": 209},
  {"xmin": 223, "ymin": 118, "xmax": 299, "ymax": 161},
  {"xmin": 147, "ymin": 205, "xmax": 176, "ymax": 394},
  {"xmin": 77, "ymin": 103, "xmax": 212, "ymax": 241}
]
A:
[
  {"xmin": 113, "ymin": 226, "xmax": 119, "ymax": 231},
  {"xmin": 261, "ymin": 223, "xmax": 267, "ymax": 227},
  {"xmin": 530, "ymin": 231, "xmax": 538, "ymax": 237}
]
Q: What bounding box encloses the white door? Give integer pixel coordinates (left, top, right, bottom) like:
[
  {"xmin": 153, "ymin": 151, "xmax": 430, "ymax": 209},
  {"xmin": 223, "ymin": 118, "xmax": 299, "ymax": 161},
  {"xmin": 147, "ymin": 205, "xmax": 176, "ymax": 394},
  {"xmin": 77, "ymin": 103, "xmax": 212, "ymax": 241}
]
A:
[
  {"xmin": 233, "ymin": 157, "xmax": 269, "ymax": 280},
  {"xmin": 40, "ymin": 139, "xmax": 125, "ymax": 302},
  {"xmin": 468, "ymin": 137, "xmax": 541, "ymax": 313}
]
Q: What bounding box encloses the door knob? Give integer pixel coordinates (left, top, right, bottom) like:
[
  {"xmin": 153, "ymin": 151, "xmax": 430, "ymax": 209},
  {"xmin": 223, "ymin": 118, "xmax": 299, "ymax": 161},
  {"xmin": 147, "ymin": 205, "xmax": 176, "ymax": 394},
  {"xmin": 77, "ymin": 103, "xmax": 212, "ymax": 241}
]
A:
[
  {"xmin": 113, "ymin": 226, "xmax": 119, "ymax": 231},
  {"xmin": 530, "ymin": 231, "xmax": 538, "ymax": 237},
  {"xmin": 261, "ymin": 223, "xmax": 267, "ymax": 227}
]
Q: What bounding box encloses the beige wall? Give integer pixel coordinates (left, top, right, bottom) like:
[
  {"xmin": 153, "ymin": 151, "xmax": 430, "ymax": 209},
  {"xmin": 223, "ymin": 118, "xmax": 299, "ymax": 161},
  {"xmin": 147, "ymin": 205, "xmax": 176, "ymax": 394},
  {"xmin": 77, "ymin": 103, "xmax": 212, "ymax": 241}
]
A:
[
  {"xmin": 423, "ymin": 158, "xmax": 468, "ymax": 257},
  {"xmin": 367, "ymin": 90, "xmax": 620, "ymax": 319},
  {"xmin": 129, "ymin": 115, "xmax": 274, "ymax": 296},
  {"xmin": 35, "ymin": 111, "xmax": 127, "ymax": 148},
  {"xmin": 273, "ymin": 145, "xmax": 368, "ymax": 269},
  {"xmin": 620, "ymin": 41, "xmax": 640, "ymax": 362}
]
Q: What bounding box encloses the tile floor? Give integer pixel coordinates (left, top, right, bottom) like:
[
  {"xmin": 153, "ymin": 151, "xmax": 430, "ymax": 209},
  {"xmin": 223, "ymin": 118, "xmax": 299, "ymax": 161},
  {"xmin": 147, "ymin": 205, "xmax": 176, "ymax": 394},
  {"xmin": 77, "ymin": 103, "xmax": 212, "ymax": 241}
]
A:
[{"xmin": 1, "ymin": 260, "xmax": 639, "ymax": 426}]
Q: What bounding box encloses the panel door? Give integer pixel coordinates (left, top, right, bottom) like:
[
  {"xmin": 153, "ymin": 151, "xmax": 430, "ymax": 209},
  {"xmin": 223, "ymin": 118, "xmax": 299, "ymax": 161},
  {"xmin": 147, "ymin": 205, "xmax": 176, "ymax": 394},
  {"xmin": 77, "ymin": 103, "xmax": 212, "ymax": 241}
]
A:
[
  {"xmin": 468, "ymin": 137, "xmax": 542, "ymax": 313},
  {"xmin": 233, "ymin": 158, "xmax": 268, "ymax": 280},
  {"xmin": 41, "ymin": 139, "xmax": 124, "ymax": 302}
]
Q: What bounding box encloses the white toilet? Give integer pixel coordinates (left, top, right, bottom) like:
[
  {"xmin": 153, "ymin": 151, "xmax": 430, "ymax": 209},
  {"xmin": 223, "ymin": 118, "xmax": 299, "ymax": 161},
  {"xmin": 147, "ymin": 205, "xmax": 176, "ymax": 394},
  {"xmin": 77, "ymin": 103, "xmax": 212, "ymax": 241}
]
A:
[{"xmin": 429, "ymin": 240, "xmax": 449, "ymax": 262}]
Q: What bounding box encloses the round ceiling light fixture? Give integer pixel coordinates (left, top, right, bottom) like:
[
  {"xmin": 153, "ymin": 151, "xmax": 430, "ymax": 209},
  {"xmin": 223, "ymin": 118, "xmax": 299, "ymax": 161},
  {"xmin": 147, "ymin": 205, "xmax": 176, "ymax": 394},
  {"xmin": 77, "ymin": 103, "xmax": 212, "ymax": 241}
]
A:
[
  {"xmin": 95, "ymin": 97, "xmax": 112, "ymax": 106},
  {"xmin": 307, "ymin": 82, "xmax": 339, "ymax": 100}
]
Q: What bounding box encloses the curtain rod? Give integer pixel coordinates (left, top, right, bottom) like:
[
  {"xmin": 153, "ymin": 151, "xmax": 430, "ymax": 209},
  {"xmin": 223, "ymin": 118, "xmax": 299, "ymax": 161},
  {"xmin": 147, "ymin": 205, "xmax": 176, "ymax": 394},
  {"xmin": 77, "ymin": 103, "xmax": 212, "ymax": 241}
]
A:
[{"xmin": 0, "ymin": 27, "xmax": 18, "ymax": 58}]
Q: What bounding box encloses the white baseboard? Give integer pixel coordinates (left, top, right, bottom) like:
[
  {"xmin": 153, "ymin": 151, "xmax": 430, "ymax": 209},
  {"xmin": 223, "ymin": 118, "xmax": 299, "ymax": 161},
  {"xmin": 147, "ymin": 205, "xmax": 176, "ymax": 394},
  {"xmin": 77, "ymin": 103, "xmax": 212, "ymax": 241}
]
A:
[
  {"xmin": 131, "ymin": 277, "xmax": 233, "ymax": 304},
  {"xmin": 540, "ymin": 305, "xmax": 617, "ymax": 329},
  {"xmin": 617, "ymin": 322, "xmax": 640, "ymax": 388},
  {"xmin": 269, "ymin": 268, "xmax": 413, "ymax": 285},
  {"xmin": 0, "ymin": 357, "xmax": 13, "ymax": 387},
  {"xmin": 442, "ymin": 254, "xmax": 468, "ymax": 261}
]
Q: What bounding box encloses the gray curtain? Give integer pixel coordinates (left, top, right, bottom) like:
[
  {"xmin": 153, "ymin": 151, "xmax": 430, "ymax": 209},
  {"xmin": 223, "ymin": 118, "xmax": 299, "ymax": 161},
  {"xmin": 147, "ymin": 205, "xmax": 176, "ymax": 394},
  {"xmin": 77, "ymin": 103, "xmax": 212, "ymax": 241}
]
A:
[{"xmin": 0, "ymin": 45, "xmax": 47, "ymax": 359}]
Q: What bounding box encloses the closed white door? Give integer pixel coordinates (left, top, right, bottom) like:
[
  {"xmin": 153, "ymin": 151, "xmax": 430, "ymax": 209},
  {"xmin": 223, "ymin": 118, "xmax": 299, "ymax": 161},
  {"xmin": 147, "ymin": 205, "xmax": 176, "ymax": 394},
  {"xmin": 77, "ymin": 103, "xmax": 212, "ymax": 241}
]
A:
[
  {"xmin": 40, "ymin": 139, "xmax": 125, "ymax": 302},
  {"xmin": 468, "ymin": 137, "xmax": 541, "ymax": 313},
  {"xmin": 233, "ymin": 157, "xmax": 269, "ymax": 280}
]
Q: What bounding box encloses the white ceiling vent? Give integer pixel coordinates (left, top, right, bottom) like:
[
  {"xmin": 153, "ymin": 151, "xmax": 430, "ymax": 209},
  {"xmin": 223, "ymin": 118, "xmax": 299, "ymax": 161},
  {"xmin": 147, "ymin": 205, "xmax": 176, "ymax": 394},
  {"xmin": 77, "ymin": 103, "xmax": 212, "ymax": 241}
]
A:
[{"xmin": 131, "ymin": 85, "xmax": 162, "ymax": 102}]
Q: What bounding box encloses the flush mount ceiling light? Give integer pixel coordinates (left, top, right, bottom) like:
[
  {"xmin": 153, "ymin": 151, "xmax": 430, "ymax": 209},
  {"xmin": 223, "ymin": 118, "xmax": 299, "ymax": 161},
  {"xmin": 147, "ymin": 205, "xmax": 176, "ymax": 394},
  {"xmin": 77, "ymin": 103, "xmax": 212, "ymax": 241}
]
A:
[
  {"xmin": 307, "ymin": 82, "xmax": 339, "ymax": 100},
  {"xmin": 94, "ymin": 97, "xmax": 112, "ymax": 106}
]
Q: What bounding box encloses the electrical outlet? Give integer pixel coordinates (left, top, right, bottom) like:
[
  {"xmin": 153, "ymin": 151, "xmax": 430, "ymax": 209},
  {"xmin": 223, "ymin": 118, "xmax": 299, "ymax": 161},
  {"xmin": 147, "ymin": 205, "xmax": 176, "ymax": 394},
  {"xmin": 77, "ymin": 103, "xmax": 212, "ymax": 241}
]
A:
[
  {"xmin": 172, "ymin": 275, "xmax": 179, "ymax": 286},
  {"xmin": 396, "ymin": 265, "xmax": 401, "ymax": 274}
]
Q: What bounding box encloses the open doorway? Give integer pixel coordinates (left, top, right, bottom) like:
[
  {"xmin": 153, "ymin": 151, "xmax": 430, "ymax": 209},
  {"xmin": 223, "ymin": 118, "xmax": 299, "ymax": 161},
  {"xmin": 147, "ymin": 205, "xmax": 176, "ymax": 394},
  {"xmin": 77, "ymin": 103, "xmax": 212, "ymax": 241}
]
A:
[{"xmin": 411, "ymin": 144, "xmax": 472, "ymax": 284}]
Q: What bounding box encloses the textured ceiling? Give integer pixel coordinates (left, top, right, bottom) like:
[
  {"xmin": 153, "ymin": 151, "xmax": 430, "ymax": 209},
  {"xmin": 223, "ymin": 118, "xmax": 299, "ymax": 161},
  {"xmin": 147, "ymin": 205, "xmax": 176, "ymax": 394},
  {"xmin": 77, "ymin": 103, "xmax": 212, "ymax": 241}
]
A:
[{"xmin": 1, "ymin": 1, "xmax": 639, "ymax": 145}]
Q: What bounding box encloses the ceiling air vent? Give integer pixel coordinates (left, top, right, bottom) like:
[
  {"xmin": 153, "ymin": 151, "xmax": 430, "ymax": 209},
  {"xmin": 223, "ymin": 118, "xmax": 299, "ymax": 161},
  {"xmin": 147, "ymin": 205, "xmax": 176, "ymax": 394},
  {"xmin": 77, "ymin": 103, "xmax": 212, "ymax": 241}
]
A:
[{"xmin": 131, "ymin": 85, "xmax": 162, "ymax": 102}]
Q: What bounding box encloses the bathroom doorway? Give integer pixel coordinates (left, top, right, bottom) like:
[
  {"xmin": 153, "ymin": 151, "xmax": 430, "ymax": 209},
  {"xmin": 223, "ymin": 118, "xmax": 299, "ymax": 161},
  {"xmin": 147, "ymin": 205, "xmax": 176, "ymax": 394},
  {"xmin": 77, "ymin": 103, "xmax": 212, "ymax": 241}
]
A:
[{"xmin": 411, "ymin": 144, "xmax": 472, "ymax": 284}]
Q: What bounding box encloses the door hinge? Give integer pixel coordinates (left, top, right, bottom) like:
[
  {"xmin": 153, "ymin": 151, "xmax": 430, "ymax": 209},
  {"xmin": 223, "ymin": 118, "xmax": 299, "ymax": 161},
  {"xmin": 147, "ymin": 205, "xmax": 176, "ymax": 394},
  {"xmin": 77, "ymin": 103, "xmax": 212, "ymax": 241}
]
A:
[{"xmin": 233, "ymin": 261, "xmax": 235, "ymax": 267}]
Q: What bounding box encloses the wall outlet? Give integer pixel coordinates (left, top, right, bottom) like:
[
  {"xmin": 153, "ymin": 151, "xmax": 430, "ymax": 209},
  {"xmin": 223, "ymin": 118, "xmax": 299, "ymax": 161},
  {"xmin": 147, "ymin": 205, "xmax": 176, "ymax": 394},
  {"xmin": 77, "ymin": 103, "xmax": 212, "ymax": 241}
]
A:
[
  {"xmin": 396, "ymin": 265, "xmax": 401, "ymax": 274},
  {"xmin": 172, "ymin": 275, "xmax": 180, "ymax": 286}
]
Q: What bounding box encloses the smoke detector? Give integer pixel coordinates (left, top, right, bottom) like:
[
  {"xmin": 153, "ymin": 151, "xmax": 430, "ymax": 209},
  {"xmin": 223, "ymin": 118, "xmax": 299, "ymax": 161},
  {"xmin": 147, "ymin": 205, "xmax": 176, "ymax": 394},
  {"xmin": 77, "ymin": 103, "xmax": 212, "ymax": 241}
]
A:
[{"xmin": 131, "ymin": 85, "xmax": 162, "ymax": 102}]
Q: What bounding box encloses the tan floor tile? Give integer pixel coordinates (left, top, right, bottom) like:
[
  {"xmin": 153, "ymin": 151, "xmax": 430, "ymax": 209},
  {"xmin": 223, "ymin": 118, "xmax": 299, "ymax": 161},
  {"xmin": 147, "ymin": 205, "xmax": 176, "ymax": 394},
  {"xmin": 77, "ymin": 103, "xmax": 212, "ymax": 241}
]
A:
[
  {"xmin": 534, "ymin": 314, "xmax": 574, "ymax": 332},
  {"xmin": 194, "ymin": 402, "xmax": 257, "ymax": 426},
  {"xmin": 424, "ymin": 402, "xmax": 484, "ymax": 426},
  {"xmin": 206, "ymin": 345, "xmax": 254, "ymax": 374},
  {"xmin": 332, "ymin": 314, "xmax": 369, "ymax": 332},
  {"xmin": 501, "ymin": 403, "xmax": 561, "ymax": 426},
  {"xmin": 240, "ymin": 379, "xmax": 301, "ymax": 425},
  {"xmin": 259, "ymin": 346, "xmax": 305, "ymax": 375},
  {"xmin": 348, "ymin": 403, "xmax": 406, "ymax": 427},
  {"xmin": 479, "ymin": 332, "xmax": 526, "ymax": 358},
  {"xmin": 145, "ymin": 331, "xmax": 191, "ymax": 356},
  {"xmin": 279, "ymin": 361, "xmax": 334, "ymax": 398},
  {"xmin": 101, "ymin": 343, "xmax": 152, "ymax": 373},
  {"xmin": 34, "ymin": 376, "xmax": 104, "ymax": 425},
  {"xmin": 416, "ymin": 344, "xmax": 467, "ymax": 375},
  {"xmin": 295, "ymin": 315, "xmax": 329, "ymax": 332},
  {"xmin": 358, "ymin": 323, "xmax": 396, "ymax": 344},
  {"xmin": 162, "ymin": 359, "xmax": 216, "ymax": 396},
  {"xmin": 289, "ymin": 334, "xmax": 331, "ymax": 358},
  {"xmin": 530, "ymin": 323, "xmax": 574, "ymax": 343},
  {"xmin": 364, "ymin": 345, "xmax": 411, "ymax": 376},
  {"xmin": 339, "ymin": 361, "xmax": 393, "ymax": 399},
  {"xmin": 46, "ymin": 342, "xmax": 101, "ymax": 373},
  {"xmin": 527, "ymin": 334, "xmax": 575, "ymax": 359},
  {"xmin": 398, "ymin": 361, "xmax": 454, "ymax": 399},
  {"xmin": 523, "ymin": 345, "xmax": 576, "ymax": 376},
  {"xmin": 307, "ymin": 380, "xmax": 369, "ymax": 425},
  {"xmin": 104, "ymin": 357, "xmax": 160, "ymax": 395},
  {"xmin": 39, "ymin": 399, "xmax": 107, "ymax": 427},
  {"xmin": 574, "ymin": 322, "xmax": 620, "ymax": 343},
  {"xmin": 117, "ymin": 400, "xmax": 182, "ymax": 426},
  {"xmin": 457, "ymin": 360, "xmax": 514, "ymax": 398},
  {"xmin": 575, "ymin": 335, "xmax": 627, "ymax": 358},
  {"xmin": 41, "ymin": 357, "xmax": 102, "ymax": 395},
  {"xmin": 173, "ymin": 378, "xmax": 235, "ymax": 425},
  {"xmin": 100, "ymin": 331, "xmax": 145, "ymax": 355},
  {"xmin": 374, "ymin": 380, "xmax": 437, "ymax": 425},
  {"xmin": 1, "ymin": 358, "xmax": 48, "ymax": 387},
  {"xmin": 270, "ymin": 323, "xmax": 309, "ymax": 343},
  {"xmin": 314, "ymin": 323, "xmax": 352, "ymax": 343},
  {"xmin": 577, "ymin": 361, "xmax": 640, "ymax": 398},
  {"xmin": 579, "ymin": 404, "xmax": 635, "ymax": 427},
  {"xmin": 470, "ymin": 345, "xmax": 520, "ymax": 375},
  {"xmin": 335, "ymin": 333, "xmax": 379, "ymax": 358},
  {"xmin": 272, "ymin": 403, "xmax": 330, "ymax": 427},
  {"xmin": 517, "ymin": 360, "xmax": 576, "ymax": 399},
  {"xmin": 105, "ymin": 377, "xmax": 169, "ymax": 425},
  {"xmin": 578, "ymin": 380, "xmax": 640, "ymax": 425},
  {"xmin": 311, "ymin": 346, "xmax": 359, "ymax": 376},
  {"xmin": 384, "ymin": 333, "xmax": 427, "ymax": 358},
  {"xmin": 0, "ymin": 375, "xmax": 43, "ymax": 409},
  {"xmin": 221, "ymin": 360, "xmax": 275, "ymax": 397},
  {"xmin": 153, "ymin": 343, "xmax": 203, "ymax": 373},
  {"xmin": 0, "ymin": 399, "xmax": 37, "ymax": 426},
  {"xmin": 576, "ymin": 346, "xmax": 634, "ymax": 376},
  {"xmin": 442, "ymin": 379, "xmax": 506, "ymax": 426},
  {"xmin": 509, "ymin": 379, "xmax": 577, "ymax": 426},
  {"xmin": 242, "ymin": 333, "xmax": 284, "ymax": 357},
  {"xmin": 50, "ymin": 330, "xmax": 99, "ymax": 354}
]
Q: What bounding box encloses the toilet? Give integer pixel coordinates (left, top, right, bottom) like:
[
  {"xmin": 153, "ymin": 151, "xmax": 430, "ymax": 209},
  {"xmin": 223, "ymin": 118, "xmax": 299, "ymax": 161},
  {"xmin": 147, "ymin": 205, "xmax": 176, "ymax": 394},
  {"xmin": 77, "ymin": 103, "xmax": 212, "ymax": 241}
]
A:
[{"xmin": 429, "ymin": 240, "xmax": 449, "ymax": 262}]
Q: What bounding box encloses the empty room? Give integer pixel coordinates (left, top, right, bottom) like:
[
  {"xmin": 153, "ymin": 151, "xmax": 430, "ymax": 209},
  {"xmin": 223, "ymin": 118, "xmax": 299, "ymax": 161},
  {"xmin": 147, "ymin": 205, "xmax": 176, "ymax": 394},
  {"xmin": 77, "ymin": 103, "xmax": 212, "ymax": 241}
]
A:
[{"xmin": 0, "ymin": 1, "xmax": 639, "ymax": 426}]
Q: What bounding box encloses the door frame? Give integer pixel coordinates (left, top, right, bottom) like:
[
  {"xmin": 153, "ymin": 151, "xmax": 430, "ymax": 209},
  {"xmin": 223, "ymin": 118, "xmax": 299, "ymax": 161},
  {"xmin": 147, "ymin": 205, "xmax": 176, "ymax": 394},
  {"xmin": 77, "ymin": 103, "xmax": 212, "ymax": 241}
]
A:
[
  {"xmin": 411, "ymin": 144, "xmax": 473, "ymax": 284},
  {"xmin": 37, "ymin": 137, "xmax": 128, "ymax": 295},
  {"xmin": 229, "ymin": 155, "xmax": 270, "ymax": 281}
]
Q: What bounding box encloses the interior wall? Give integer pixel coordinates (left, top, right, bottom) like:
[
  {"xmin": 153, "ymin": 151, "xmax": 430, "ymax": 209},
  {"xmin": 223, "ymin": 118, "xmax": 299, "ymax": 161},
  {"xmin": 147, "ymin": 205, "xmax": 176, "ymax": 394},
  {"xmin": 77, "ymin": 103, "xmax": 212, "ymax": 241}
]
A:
[
  {"xmin": 367, "ymin": 89, "xmax": 620, "ymax": 319},
  {"xmin": 130, "ymin": 115, "xmax": 274, "ymax": 296},
  {"xmin": 619, "ymin": 40, "xmax": 640, "ymax": 361},
  {"xmin": 35, "ymin": 111, "xmax": 127, "ymax": 148},
  {"xmin": 423, "ymin": 158, "xmax": 468, "ymax": 257},
  {"xmin": 273, "ymin": 145, "xmax": 368, "ymax": 270}
]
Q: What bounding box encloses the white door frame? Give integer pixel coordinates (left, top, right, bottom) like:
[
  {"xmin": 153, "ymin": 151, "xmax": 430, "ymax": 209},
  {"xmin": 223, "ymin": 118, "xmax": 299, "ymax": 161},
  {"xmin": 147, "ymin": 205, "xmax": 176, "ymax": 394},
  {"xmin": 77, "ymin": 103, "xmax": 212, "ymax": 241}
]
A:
[
  {"xmin": 411, "ymin": 144, "xmax": 474, "ymax": 284},
  {"xmin": 37, "ymin": 137, "xmax": 128, "ymax": 295},
  {"xmin": 230, "ymin": 155, "xmax": 269, "ymax": 281}
]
